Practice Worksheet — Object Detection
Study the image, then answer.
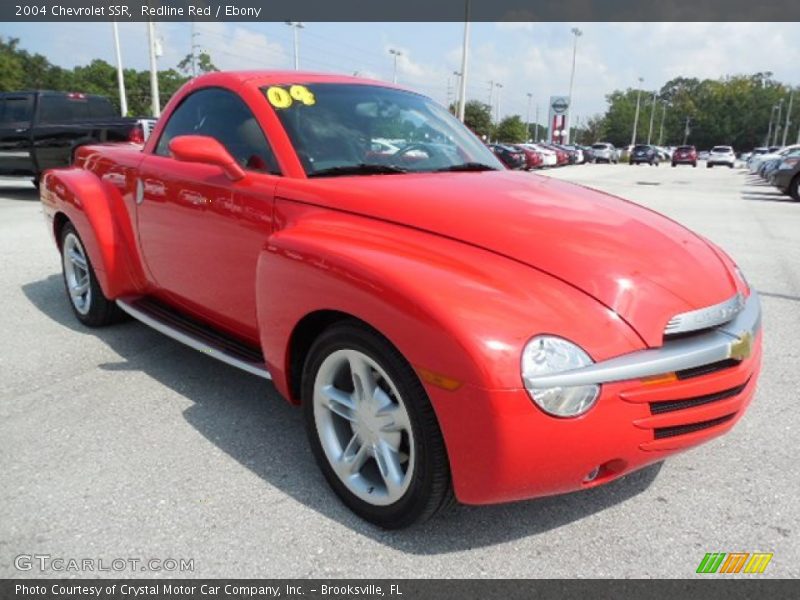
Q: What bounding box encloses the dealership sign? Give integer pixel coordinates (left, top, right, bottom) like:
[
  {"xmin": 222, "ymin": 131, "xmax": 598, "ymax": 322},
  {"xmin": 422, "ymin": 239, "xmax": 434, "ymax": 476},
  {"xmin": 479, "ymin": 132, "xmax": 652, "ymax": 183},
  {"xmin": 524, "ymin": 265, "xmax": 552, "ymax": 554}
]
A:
[{"xmin": 548, "ymin": 95, "xmax": 571, "ymax": 143}]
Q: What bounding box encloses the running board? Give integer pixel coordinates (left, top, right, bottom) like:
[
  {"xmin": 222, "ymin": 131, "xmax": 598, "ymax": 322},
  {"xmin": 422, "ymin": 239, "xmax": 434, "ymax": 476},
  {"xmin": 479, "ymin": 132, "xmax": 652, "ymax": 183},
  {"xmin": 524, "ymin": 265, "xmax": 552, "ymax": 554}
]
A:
[{"xmin": 116, "ymin": 297, "xmax": 271, "ymax": 380}]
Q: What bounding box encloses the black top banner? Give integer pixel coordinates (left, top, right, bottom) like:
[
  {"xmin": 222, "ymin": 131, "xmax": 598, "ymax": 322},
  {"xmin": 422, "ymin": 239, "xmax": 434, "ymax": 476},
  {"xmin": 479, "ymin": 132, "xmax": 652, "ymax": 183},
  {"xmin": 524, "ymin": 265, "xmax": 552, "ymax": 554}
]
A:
[{"xmin": 3, "ymin": 0, "xmax": 800, "ymax": 22}]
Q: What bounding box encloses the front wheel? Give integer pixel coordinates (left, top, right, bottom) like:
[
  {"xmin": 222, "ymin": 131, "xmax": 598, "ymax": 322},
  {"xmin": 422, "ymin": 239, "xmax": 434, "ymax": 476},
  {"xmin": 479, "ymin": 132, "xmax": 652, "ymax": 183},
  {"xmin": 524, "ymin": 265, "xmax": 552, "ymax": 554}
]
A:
[
  {"xmin": 60, "ymin": 222, "xmax": 122, "ymax": 327},
  {"xmin": 302, "ymin": 321, "xmax": 453, "ymax": 528},
  {"xmin": 707, "ymin": 163, "xmax": 713, "ymax": 169}
]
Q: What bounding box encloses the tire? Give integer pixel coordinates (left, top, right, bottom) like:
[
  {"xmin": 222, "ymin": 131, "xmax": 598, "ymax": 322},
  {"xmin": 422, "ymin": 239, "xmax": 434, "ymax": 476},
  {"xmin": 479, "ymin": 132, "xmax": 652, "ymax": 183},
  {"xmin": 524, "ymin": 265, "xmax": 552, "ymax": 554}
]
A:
[
  {"xmin": 60, "ymin": 222, "xmax": 122, "ymax": 327},
  {"xmin": 302, "ymin": 321, "xmax": 453, "ymax": 529},
  {"xmin": 728, "ymin": 163, "xmax": 734, "ymax": 169},
  {"xmin": 790, "ymin": 174, "xmax": 800, "ymax": 202},
  {"xmin": 707, "ymin": 163, "xmax": 713, "ymax": 169},
  {"xmin": 693, "ymin": 162, "xmax": 697, "ymax": 168},
  {"xmin": 671, "ymin": 162, "xmax": 676, "ymax": 168}
]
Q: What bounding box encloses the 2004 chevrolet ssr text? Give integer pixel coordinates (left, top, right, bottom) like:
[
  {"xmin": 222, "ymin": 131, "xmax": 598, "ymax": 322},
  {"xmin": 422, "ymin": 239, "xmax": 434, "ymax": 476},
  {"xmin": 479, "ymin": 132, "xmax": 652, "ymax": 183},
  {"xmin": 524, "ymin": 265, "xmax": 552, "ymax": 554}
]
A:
[{"xmin": 39, "ymin": 71, "xmax": 762, "ymax": 528}]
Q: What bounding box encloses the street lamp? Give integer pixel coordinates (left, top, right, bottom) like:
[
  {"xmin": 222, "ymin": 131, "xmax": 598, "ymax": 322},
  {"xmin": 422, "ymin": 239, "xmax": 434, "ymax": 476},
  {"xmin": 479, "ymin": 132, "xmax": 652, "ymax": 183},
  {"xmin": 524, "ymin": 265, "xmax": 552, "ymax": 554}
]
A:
[
  {"xmin": 389, "ymin": 48, "xmax": 403, "ymax": 84},
  {"xmin": 631, "ymin": 77, "xmax": 644, "ymax": 146},
  {"xmin": 647, "ymin": 90, "xmax": 657, "ymax": 145},
  {"xmin": 526, "ymin": 92, "xmax": 533, "ymax": 142},
  {"xmin": 568, "ymin": 27, "xmax": 583, "ymax": 143},
  {"xmin": 773, "ymin": 98, "xmax": 784, "ymax": 146},
  {"xmin": 453, "ymin": 70, "xmax": 463, "ymax": 109},
  {"xmin": 494, "ymin": 82, "xmax": 503, "ymax": 127},
  {"xmin": 284, "ymin": 22, "xmax": 304, "ymax": 71}
]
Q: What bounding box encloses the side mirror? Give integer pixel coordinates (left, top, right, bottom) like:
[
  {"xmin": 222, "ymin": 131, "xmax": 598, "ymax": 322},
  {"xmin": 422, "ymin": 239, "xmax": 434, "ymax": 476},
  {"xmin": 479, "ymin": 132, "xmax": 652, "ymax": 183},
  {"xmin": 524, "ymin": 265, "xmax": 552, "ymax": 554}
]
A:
[{"xmin": 168, "ymin": 135, "xmax": 245, "ymax": 181}]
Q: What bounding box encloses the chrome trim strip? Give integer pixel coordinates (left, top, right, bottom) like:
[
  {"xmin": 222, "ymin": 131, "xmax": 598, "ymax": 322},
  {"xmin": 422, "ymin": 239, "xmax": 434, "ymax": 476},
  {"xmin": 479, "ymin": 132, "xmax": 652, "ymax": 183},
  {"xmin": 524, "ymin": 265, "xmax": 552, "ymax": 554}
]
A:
[
  {"xmin": 524, "ymin": 292, "xmax": 760, "ymax": 389},
  {"xmin": 116, "ymin": 299, "xmax": 272, "ymax": 380},
  {"xmin": 664, "ymin": 292, "xmax": 745, "ymax": 336}
]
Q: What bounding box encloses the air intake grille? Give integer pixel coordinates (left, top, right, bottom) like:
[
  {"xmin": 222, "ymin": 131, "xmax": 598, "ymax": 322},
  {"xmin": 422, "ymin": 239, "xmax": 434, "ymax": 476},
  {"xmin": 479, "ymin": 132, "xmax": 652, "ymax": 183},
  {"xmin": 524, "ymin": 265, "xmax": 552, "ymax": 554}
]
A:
[
  {"xmin": 650, "ymin": 379, "xmax": 750, "ymax": 415},
  {"xmin": 653, "ymin": 414, "xmax": 735, "ymax": 439}
]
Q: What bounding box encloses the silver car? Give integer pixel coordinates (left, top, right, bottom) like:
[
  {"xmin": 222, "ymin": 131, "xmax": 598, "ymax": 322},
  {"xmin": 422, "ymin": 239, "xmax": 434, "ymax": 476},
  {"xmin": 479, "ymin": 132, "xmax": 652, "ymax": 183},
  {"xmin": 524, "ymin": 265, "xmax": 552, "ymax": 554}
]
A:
[{"xmin": 590, "ymin": 142, "xmax": 618, "ymax": 164}]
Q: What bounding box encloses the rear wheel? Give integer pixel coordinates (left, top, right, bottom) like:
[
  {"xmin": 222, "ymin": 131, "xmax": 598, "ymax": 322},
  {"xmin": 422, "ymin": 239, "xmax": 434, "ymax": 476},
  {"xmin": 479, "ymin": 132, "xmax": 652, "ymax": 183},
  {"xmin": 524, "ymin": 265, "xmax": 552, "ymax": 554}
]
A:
[
  {"xmin": 671, "ymin": 162, "xmax": 676, "ymax": 167},
  {"xmin": 707, "ymin": 163, "xmax": 713, "ymax": 169},
  {"xmin": 60, "ymin": 223, "xmax": 122, "ymax": 327},
  {"xmin": 693, "ymin": 162, "xmax": 697, "ymax": 168},
  {"xmin": 302, "ymin": 321, "xmax": 453, "ymax": 528},
  {"xmin": 790, "ymin": 174, "xmax": 800, "ymax": 201}
]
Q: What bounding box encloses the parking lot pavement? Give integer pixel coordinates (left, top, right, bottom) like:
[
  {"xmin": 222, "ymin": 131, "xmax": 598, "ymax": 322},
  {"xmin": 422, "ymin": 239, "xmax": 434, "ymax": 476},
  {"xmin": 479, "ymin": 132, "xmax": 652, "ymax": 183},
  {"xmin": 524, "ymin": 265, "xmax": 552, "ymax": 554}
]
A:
[{"xmin": 1, "ymin": 166, "xmax": 798, "ymax": 579}]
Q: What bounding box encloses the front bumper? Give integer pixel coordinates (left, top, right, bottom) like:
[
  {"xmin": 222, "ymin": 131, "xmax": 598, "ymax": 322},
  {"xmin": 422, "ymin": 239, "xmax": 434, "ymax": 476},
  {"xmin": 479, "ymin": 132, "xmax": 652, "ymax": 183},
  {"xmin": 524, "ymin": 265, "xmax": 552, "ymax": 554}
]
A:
[{"xmin": 429, "ymin": 293, "xmax": 763, "ymax": 505}]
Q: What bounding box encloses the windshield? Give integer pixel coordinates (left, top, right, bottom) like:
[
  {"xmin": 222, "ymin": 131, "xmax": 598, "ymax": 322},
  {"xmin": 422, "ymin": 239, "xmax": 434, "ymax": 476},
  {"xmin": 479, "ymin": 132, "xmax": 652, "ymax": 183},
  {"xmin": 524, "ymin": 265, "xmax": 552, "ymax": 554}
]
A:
[
  {"xmin": 711, "ymin": 146, "xmax": 732, "ymax": 152},
  {"xmin": 264, "ymin": 83, "xmax": 503, "ymax": 176}
]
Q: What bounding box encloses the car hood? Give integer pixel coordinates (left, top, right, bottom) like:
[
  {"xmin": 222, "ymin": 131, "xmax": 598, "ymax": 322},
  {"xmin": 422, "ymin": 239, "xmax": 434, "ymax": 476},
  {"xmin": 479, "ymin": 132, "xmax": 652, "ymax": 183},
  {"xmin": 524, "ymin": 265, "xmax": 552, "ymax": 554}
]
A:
[{"xmin": 280, "ymin": 170, "xmax": 737, "ymax": 346}]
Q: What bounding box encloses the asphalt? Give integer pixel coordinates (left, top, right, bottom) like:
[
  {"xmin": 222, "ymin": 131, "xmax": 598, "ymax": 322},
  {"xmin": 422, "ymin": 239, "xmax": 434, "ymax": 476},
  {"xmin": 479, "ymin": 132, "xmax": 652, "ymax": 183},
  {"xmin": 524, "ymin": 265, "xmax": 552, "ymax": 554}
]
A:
[{"xmin": 0, "ymin": 162, "xmax": 798, "ymax": 578}]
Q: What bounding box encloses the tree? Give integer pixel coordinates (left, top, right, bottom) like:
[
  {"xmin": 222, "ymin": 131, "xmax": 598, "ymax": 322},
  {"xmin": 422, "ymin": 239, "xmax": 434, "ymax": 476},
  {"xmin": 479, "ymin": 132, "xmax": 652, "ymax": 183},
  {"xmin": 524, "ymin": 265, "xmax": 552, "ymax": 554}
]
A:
[
  {"xmin": 177, "ymin": 51, "xmax": 219, "ymax": 76},
  {"xmin": 577, "ymin": 114, "xmax": 606, "ymax": 144},
  {"xmin": 462, "ymin": 100, "xmax": 494, "ymax": 139},
  {"xmin": 495, "ymin": 115, "xmax": 528, "ymax": 143}
]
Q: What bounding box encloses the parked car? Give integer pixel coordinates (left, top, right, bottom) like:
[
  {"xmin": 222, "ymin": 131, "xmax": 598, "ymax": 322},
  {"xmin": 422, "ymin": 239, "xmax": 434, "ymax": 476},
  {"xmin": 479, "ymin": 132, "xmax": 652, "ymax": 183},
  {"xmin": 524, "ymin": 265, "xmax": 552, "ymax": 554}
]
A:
[
  {"xmin": 706, "ymin": 146, "xmax": 736, "ymax": 168},
  {"xmin": 541, "ymin": 143, "xmax": 569, "ymax": 166},
  {"xmin": 629, "ymin": 144, "xmax": 660, "ymax": 166},
  {"xmin": 747, "ymin": 146, "xmax": 783, "ymax": 173},
  {"xmin": 750, "ymin": 145, "xmax": 800, "ymax": 175},
  {"xmin": 527, "ymin": 143, "xmax": 557, "ymax": 167},
  {"xmin": 489, "ymin": 143, "xmax": 526, "ymax": 169},
  {"xmin": 557, "ymin": 144, "xmax": 585, "ymax": 164},
  {"xmin": 772, "ymin": 148, "xmax": 800, "ymax": 200},
  {"xmin": 672, "ymin": 145, "xmax": 698, "ymax": 167},
  {"xmin": 590, "ymin": 142, "xmax": 618, "ymax": 164},
  {"xmin": 0, "ymin": 90, "xmax": 154, "ymax": 186},
  {"xmin": 509, "ymin": 144, "xmax": 543, "ymax": 170},
  {"xmin": 40, "ymin": 71, "xmax": 762, "ymax": 528}
]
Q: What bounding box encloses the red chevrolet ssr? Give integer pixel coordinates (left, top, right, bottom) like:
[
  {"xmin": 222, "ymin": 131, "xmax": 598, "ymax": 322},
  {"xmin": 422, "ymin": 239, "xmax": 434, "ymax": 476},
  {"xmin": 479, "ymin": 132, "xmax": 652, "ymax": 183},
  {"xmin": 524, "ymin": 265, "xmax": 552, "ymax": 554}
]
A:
[{"xmin": 40, "ymin": 71, "xmax": 762, "ymax": 528}]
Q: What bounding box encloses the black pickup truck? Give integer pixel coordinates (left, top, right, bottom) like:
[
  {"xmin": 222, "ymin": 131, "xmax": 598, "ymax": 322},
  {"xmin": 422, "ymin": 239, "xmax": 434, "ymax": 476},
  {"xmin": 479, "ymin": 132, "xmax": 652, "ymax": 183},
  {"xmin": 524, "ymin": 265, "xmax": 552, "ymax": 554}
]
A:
[{"xmin": 0, "ymin": 90, "xmax": 154, "ymax": 185}]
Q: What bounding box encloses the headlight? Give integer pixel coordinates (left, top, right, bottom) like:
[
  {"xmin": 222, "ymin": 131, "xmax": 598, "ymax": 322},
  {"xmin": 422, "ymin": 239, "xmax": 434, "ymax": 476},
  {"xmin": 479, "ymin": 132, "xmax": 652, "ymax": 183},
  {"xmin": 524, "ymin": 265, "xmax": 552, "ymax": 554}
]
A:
[{"xmin": 521, "ymin": 336, "xmax": 600, "ymax": 417}]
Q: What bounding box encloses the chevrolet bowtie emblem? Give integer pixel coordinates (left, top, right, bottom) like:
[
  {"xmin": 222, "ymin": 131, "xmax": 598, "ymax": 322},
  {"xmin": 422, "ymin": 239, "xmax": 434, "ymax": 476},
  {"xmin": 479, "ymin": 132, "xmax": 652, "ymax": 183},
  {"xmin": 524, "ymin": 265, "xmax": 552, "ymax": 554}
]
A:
[{"xmin": 729, "ymin": 332, "xmax": 753, "ymax": 361}]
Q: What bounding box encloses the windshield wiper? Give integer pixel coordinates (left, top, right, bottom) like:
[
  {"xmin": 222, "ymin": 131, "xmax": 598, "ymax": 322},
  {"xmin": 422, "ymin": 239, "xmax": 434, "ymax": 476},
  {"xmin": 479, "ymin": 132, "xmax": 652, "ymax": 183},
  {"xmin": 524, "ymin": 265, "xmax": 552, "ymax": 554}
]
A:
[
  {"xmin": 308, "ymin": 163, "xmax": 409, "ymax": 178},
  {"xmin": 435, "ymin": 162, "xmax": 500, "ymax": 172}
]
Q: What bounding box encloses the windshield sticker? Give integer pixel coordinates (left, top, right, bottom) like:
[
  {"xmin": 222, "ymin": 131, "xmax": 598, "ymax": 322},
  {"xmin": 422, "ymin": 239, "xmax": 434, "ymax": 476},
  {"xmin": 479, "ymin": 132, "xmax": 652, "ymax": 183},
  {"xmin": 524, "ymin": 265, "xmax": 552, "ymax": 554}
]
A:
[{"xmin": 266, "ymin": 85, "xmax": 316, "ymax": 109}]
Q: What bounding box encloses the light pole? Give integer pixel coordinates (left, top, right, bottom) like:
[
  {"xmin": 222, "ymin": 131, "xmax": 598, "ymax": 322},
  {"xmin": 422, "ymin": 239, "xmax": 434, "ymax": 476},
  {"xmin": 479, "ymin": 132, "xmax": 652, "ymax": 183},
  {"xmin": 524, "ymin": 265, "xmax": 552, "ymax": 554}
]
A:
[
  {"xmin": 285, "ymin": 22, "xmax": 304, "ymax": 70},
  {"xmin": 534, "ymin": 105, "xmax": 540, "ymax": 141},
  {"xmin": 658, "ymin": 101, "xmax": 666, "ymax": 146},
  {"xmin": 773, "ymin": 99, "xmax": 784, "ymax": 146},
  {"xmin": 457, "ymin": 1, "xmax": 470, "ymax": 123},
  {"xmin": 631, "ymin": 77, "xmax": 643, "ymax": 146},
  {"xmin": 146, "ymin": 20, "xmax": 161, "ymax": 117},
  {"xmin": 452, "ymin": 70, "xmax": 462, "ymax": 110},
  {"xmin": 647, "ymin": 90, "xmax": 657, "ymax": 145},
  {"xmin": 568, "ymin": 27, "xmax": 582, "ymax": 143},
  {"xmin": 389, "ymin": 48, "xmax": 403, "ymax": 84},
  {"xmin": 111, "ymin": 22, "xmax": 127, "ymax": 117},
  {"xmin": 683, "ymin": 116, "xmax": 691, "ymax": 145},
  {"xmin": 766, "ymin": 105, "xmax": 777, "ymax": 146},
  {"xmin": 494, "ymin": 82, "xmax": 503, "ymax": 128},
  {"xmin": 526, "ymin": 93, "xmax": 533, "ymax": 142},
  {"xmin": 782, "ymin": 89, "xmax": 794, "ymax": 147}
]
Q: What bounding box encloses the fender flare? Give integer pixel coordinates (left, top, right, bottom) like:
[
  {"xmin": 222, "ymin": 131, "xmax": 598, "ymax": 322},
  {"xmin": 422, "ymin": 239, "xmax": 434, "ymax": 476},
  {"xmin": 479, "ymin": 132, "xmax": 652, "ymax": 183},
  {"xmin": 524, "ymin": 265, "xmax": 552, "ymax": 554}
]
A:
[{"xmin": 42, "ymin": 167, "xmax": 147, "ymax": 298}]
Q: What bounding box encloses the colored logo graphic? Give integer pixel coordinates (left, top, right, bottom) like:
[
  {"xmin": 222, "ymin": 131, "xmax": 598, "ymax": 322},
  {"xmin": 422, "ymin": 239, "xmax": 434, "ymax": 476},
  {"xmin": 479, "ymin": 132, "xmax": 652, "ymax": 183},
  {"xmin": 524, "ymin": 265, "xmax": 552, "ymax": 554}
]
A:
[{"xmin": 696, "ymin": 553, "xmax": 773, "ymax": 574}]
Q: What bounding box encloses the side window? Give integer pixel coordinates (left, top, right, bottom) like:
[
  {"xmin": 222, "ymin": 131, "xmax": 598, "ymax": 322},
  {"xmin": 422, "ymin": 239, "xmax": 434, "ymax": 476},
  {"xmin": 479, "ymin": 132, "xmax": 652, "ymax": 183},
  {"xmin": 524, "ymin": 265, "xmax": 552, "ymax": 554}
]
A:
[
  {"xmin": 0, "ymin": 95, "xmax": 34, "ymax": 126},
  {"xmin": 38, "ymin": 95, "xmax": 91, "ymax": 123},
  {"xmin": 89, "ymin": 96, "xmax": 116, "ymax": 119},
  {"xmin": 155, "ymin": 88, "xmax": 279, "ymax": 175}
]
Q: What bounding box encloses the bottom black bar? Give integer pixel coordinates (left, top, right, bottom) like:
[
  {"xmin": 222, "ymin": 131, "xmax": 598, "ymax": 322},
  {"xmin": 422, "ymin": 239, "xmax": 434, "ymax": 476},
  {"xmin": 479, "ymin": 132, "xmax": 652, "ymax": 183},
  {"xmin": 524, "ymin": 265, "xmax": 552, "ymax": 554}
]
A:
[{"xmin": 1, "ymin": 579, "xmax": 799, "ymax": 600}]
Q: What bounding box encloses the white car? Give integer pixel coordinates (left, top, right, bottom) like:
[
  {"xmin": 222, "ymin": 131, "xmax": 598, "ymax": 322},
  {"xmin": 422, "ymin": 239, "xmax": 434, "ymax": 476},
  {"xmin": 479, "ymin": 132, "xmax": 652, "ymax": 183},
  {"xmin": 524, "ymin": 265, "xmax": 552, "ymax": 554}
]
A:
[
  {"xmin": 749, "ymin": 145, "xmax": 800, "ymax": 174},
  {"xmin": 706, "ymin": 146, "xmax": 736, "ymax": 168},
  {"xmin": 526, "ymin": 144, "xmax": 557, "ymax": 167}
]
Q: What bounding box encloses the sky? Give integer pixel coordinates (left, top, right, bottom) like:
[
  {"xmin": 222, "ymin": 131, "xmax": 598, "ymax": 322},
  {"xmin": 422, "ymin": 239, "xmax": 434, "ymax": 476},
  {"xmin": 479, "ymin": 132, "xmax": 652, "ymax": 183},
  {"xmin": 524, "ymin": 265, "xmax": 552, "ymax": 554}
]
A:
[{"xmin": 2, "ymin": 21, "xmax": 799, "ymax": 122}]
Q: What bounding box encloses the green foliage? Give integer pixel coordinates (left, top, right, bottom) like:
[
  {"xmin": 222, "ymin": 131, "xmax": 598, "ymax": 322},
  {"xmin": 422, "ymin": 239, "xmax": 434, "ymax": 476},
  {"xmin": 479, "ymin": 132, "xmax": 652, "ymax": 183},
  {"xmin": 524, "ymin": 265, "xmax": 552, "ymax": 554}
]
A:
[
  {"xmin": 0, "ymin": 35, "xmax": 192, "ymax": 117},
  {"xmin": 177, "ymin": 51, "xmax": 219, "ymax": 75},
  {"xmin": 462, "ymin": 100, "xmax": 494, "ymax": 139},
  {"xmin": 495, "ymin": 115, "xmax": 528, "ymax": 143},
  {"xmin": 598, "ymin": 73, "xmax": 797, "ymax": 151}
]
